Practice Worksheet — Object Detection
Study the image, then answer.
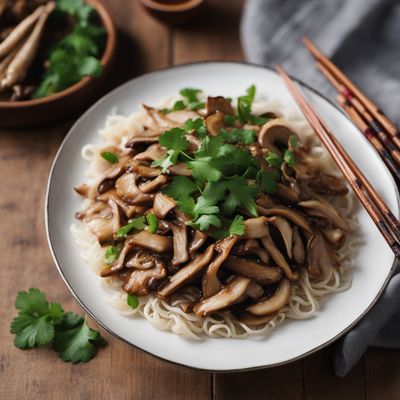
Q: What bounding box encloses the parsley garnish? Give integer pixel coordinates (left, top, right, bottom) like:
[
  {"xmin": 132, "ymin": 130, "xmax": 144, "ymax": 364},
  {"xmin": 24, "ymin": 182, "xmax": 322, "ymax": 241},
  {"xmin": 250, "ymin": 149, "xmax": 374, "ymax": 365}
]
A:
[
  {"xmin": 289, "ymin": 134, "xmax": 299, "ymax": 148},
  {"xmin": 265, "ymin": 152, "xmax": 283, "ymax": 168},
  {"xmin": 228, "ymin": 215, "xmax": 246, "ymax": 236},
  {"xmin": 219, "ymin": 127, "xmax": 257, "ymax": 144},
  {"xmin": 184, "ymin": 118, "xmax": 207, "ymax": 138},
  {"xmin": 146, "ymin": 213, "xmax": 158, "ymax": 234},
  {"xmin": 10, "ymin": 289, "xmax": 105, "ymax": 363},
  {"xmin": 127, "ymin": 294, "xmax": 139, "ymax": 309},
  {"xmin": 162, "ymin": 176, "xmax": 198, "ymax": 200},
  {"xmin": 237, "ymin": 85, "xmax": 268, "ymax": 125},
  {"xmin": 101, "ymin": 151, "xmax": 119, "ymax": 164},
  {"xmin": 116, "ymin": 216, "xmax": 147, "ymax": 238},
  {"xmin": 224, "ymin": 114, "xmax": 237, "ymax": 126},
  {"xmin": 284, "ymin": 149, "xmax": 296, "ymax": 167}
]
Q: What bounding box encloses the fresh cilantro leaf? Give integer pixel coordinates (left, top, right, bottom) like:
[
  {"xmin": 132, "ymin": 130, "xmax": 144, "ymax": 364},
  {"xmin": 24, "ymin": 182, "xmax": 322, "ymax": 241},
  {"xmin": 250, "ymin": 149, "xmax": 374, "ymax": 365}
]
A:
[
  {"xmin": 161, "ymin": 100, "xmax": 186, "ymax": 114},
  {"xmin": 127, "ymin": 294, "xmax": 139, "ymax": 309},
  {"xmin": 237, "ymin": 85, "xmax": 268, "ymax": 125},
  {"xmin": 162, "ymin": 176, "xmax": 198, "ymax": 200},
  {"xmin": 10, "ymin": 289, "xmax": 64, "ymax": 349},
  {"xmin": 284, "ymin": 149, "xmax": 296, "ymax": 167},
  {"xmin": 177, "ymin": 197, "xmax": 196, "ymax": 217},
  {"xmin": 190, "ymin": 214, "xmax": 221, "ymax": 231},
  {"xmin": 146, "ymin": 213, "xmax": 158, "ymax": 234},
  {"xmin": 104, "ymin": 246, "xmax": 120, "ymax": 265},
  {"xmin": 194, "ymin": 195, "xmax": 220, "ymax": 216},
  {"xmin": 187, "ymin": 157, "xmax": 222, "ymax": 182},
  {"xmin": 229, "ymin": 215, "xmax": 245, "ymax": 236},
  {"xmin": 187, "ymin": 101, "xmax": 205, "ymax": 110},
  {"xmin": 180, "ymin": 88, "xmax": 201, "ymax": 103},
  {"xmin": 265, "ymin": 152, "xmax": 283, "ymax": 168},
  {"xmin": 224, "ymin": 114, "xmax": 237, "ymax": 126},
  {"xmin": 101, "ymin": 151, "xmax": 119, "ymax": 164},
  {"xmin": 184, "ymin": 118, "xmax": 207, "ymax": 138},
  {"xmin": 289, "ymin": 134, "xmax": 299, "ymax": 148},
  {"xmin": 219, "ymin": 128, "xmax": 257, "ymax": 144},
  {"xmin": 77, "ymin": 56, "xmax": 102, "ymax": 77},
  {"xmin": 214, "ymin": 147, "xmax": 258, "ymax": 177},
  {"xmin": 116, "ymin": 216, "xmax": 147, "ymax": 238},
  {"xmin": 58, "ymin": 312, "xmax": 84, "ymax": 330},
  {"xmin": 152, "ymin": 149, "xmax": 180, "ymax": 173},
  {"xmin": 53, "ymin": 317, "xmax": 106, "ymax": 364},
  {"xmin": 57, "ymin": 0, "xmax": 94, "ymax": 27},
  {"xmin": 159, "ymin": 128, "xmax": 189, "ymax": 151},
  {"xmin": 258, "ymin": 171, "xmax": 277, "ymax": 194},
  {"xmin": 223, "ymin": 177, "xmax": 258, "ymax": 216}
]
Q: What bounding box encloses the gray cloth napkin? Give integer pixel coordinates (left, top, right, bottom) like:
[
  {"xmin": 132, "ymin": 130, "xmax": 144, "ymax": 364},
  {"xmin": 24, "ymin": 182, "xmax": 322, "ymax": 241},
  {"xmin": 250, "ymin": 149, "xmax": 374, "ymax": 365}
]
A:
[{"xmin": 240, "ymin": 0, "xmax": 400, "ymax": 377}]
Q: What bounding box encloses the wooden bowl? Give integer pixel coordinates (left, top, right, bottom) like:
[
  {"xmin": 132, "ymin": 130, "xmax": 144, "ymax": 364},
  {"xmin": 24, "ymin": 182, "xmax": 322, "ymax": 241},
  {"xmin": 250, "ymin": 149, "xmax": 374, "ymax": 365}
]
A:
[
  {"xmin": 140, "ymin": 0, "xmax": 205, "ymax": 25},
  {"xmin": 0, "ymin": 0, "xmax": 117, "ymax": 128}
]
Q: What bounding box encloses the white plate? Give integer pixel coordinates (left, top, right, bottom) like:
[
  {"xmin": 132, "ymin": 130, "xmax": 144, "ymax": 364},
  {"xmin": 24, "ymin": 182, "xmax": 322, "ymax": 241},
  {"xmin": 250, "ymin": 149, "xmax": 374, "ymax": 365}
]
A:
[{"xmin": 46, "ymin": 62, "xmax": 399, "ymax": 372}]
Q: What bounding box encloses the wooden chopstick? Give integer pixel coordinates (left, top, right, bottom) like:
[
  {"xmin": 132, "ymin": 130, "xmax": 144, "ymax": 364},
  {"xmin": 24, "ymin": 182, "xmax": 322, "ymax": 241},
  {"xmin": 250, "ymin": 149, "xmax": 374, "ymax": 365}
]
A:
[
  {"xmin": 276, "ymin": 66, "xmax": 400, "ymax": 257},
  {"xmin": 337, "ymin": 95, "xmax": 400, "ymax": 185},
  {"xmin": 315, "ymin": 61, "xmax": 400, "ymax": 164},
  {"xmin": 303, "ymin": 37, "xmax": 400, "ymax": 149}
]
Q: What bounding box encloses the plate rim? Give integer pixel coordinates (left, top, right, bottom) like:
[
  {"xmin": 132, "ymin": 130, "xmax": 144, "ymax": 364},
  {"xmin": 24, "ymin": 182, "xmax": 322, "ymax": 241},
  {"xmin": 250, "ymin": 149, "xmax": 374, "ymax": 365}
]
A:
[{"xmin": 45, "ymin": 60, "xmax": 400, "ymax": 373}]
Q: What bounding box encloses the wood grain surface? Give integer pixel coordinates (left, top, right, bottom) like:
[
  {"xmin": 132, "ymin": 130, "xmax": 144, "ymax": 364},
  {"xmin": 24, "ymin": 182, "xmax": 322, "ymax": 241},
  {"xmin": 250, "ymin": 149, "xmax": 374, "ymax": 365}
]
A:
[{"xmin": 1, "ymin": 1, "xmax": 399, "ymax": 399}]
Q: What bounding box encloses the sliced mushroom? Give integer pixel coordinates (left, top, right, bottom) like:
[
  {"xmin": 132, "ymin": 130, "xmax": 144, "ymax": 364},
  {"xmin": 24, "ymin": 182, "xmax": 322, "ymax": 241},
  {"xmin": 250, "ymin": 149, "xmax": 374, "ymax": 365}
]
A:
[
  {"xmin": 125, "ymin": 137, "xmax": 159, "ymax": 149},
  {"xmin": 126, "ymin": 249, "xmax": 158, "ymax": 269},
  {"xmin": 97, "ymin": 165, "xmax": 126, "ymax": 194},
  {"xmin": 74, "ymin": 183, "xmax": 90, "ymax": 197},
  {"xmin": 84, "ymin": 202, "xmax": 117, "ymax": 244},
  {"xmin": 202, "ymin": 236, "xmax": 238, "ymax": 298},
  {"xmin": 258, "ymin": 118, "xmax": 293, "ymax": 154},
  {"xmin": 134, "ymin": 144, "xmax": 166, "ymax": 162},
  {"xmin": 320, "ymin": 228, "xmax": 347, "ymax": 249},
  {"xmin": 232, "ymin": 239, "xmax": 270, "ymax": 264},
  {"xmin": 186, "ymin": 134, "xmax": 202, "ymax": 151},
  {"xmin": 158, "ymin": 244, "xmax": 215, "ymax": 297},
  {"xmin": 268, "ymin": 216, "xmax": 293, "ymax": 258},
  {"xmin": 139, "ymin": 175, "xmax": 169, "ymax": 193},
  {"xmin": 292, "ymin": 226, "xmax": 305, "ymax": 265},
  {"xmin": 256, "ymin": 193, "xmax": 276, "ymax": 208},
  {"xmin": 170, "ymin": 223, "xmax": 189, "ymax": 266},
  {"xmin": 108, "ymin": 197, "xmax": 123, "ymax": 233},
  {"xmin": 167, "ymin": 110, "xmax": 200, "ymax": 124},
  {"xmin": 143, "ymin": 104, "xmax": 183, "ymax": 129},
  {"xmin": 101, "ymin": 239, "xmax": 137, "ymax": 276},
  {"xmin": 153, "ymin": 192, "xmax": 176, "ymax": 218},
  {"xmin": 189, "ymin": 229, "xmax": 208, "ymax": 254},
  {"xmin": 235, "ymin": 311, "xmax": 277, "ymax": 326},
  {"xmin": 298, "ymin": 200, "xmax": 348, "ymax": 231},
  {"xmin": 115, "ymin": 172, "xmax": 154, "ymax": 205},
  {"xmin": 247, "ymin": 278, "xmax": 291, "ymax": 316},
  {"xmin": 129, "ymin": 230, "xmax": 172, "ymax": 253},
  {"xmin": 301, "ymin": 173, "xmax": 348, "ymax": 196},
  {"xmin": 168, "ymin": 163, "xmax": 192, "ymax": 176},
  {"xmin": 260, "ymin": 227, "xmax": 298, "ymax": 280},
  {"xmin": 223, "ymin": 255, "xmax": 281, "ymax": 284},
  {"xmin": 206, "ymin": 96, "xmax": 234, "ymax": 116},
  {"xmin": 134, "ymin": 165, "xmax": 162, "ymax": 178},
  {"xmin": 205, "ymin": 111, "xmax": 224, "ymax": 136},
  {"xmin": 243, "ymin": 216, "xmax": 268, "ymax": 238},
  {"xmin": 275, "ymin": 183, "xmax": 300, "ymax": 204},
  {"xmin": 193, "ymin": 276, "xmax": 251, "ymax": 317},
  {"xmin": 306, "ymin": 233, "xmax": 340, "ymax": 279},
  {"xmin": 246, "ymin": 281, "xmax": 265, "ymax": 300},
  {"xmin": 259, "ymin": 206, "xmax": 312, "ymax": 234},
  {"xmin": 123, "ymin": 258, "xmax": 167, "ymax": 296}
]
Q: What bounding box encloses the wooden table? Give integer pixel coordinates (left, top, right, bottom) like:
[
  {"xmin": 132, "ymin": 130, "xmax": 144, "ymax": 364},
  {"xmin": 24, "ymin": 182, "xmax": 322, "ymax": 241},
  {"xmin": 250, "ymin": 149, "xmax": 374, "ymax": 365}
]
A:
[{"xmin": 1, "ymin": 1, "xmax": 399, "ymax": 399}]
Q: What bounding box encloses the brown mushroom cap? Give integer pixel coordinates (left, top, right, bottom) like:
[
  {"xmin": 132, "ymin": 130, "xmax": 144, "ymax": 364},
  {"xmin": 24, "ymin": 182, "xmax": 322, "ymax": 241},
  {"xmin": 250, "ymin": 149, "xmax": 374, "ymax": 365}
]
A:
[
  {"xmin": 139, "ymin": 175, "xmax": 169, "ymax": 193},
  {"xmin": 292, "ymin": 226, "xmax": 305, "ymax": 265},
  {"xmin": 268, "ymin": 216, "xmax": 293, "ymax": 259},
  {"xmin": 115, "ymin": 172, "xmax": 154, "ymax": 206},
  {"xmin": 205, "ymin": 111, "xmax": 224, "ymax": 136},
  {"xmin": 223, "ymin": 255, "xmax": 282, "ymax": 284},
  {"xmin": 129, "ymin": 230, "xmax": 172, "ymax": 253},
  {"xmin": 134, "ymin": 144, "xmax": 166, "ymax": 162},
  {"xmin": 194, "ymin": 276, "xmax": 251, "ymax": 317},
  {"xmin": 157, "ymin": 244, "xmax": 215, "ymax": 297},
  {"xmin": 247, "ymin": 278, "xmax": 291, "ymax": 316},
  {"xmin": 243, "ymin": 216, "xmax": 268, "ymax": 238},
  {"xmin": 170, "ymin": 223, "xmax": 189, "ymax": 266},
  {"xmin": 258, "ymin": 118, "xmax": 293, "ymax": 154},
  {"xmin": 153, "ymin": 192, "xmax": 176, "ymax": 219},
  {"xmin": 206, "ymin": 96, "xmax": 234, "ymax": 116},
  {"xmin": 189, "ymin": 229, "xmax": 208, "ymax": 254}
]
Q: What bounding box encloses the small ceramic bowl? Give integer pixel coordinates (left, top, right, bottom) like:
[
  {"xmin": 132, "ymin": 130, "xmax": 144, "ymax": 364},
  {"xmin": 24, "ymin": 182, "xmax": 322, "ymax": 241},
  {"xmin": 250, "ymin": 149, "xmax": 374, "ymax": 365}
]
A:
[
  {"xmin": 141, "ymin": 0, "xmax": 205, "ymax": 25},
  {"xmin": 0, "ymin": 0, "xmax": 116, "ymax": 128}
]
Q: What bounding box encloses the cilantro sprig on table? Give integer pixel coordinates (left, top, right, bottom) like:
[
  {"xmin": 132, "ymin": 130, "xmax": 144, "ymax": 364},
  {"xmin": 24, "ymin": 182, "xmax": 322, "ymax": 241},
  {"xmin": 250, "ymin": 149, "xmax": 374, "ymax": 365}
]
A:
[
  {"xmin": 10, "ymin": 288, "xmax": 106, "ymax": 363},
  {"xmin": 34, "ymin": 0, "xmax": 106, "ymax": 98}
]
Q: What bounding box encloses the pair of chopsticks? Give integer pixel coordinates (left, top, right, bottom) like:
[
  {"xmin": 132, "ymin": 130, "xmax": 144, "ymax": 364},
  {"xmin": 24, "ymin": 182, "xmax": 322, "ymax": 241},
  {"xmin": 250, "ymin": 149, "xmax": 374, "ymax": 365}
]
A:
[
  {"xmin": 276, "ymin": 62, "xmax": 400, "ymax": 257},
  {"xmin": 303, "ymin": 37, "xmax": 400, "ymax": 185}
]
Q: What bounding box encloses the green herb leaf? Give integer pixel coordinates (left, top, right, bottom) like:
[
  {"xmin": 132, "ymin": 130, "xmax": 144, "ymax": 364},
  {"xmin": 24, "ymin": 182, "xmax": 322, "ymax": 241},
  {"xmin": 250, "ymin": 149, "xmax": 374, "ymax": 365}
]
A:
[
  {"xmin": 116, "ymin": 216, "xmax": 147, "ymax": 238},
  {"xmin": 229, "ymin": 215, "xmax": 245, "ymax": 236},
  {"xmin": 237, "ymin": 85, "xmax": 268, "ymax": 125},
  {"xmin": 219, "ymin": 127, "xmax": 257, "ymax": 144},
  {"xmin": 186, "ymin": 157, "xmax": 222, "ymax": 182},
  {"xmin": 284, "ymin": 149, "xmax": 296, "ymax": 167},
  {"xmin": 146, "ymin": 213, "xmax": 158, "ymax": 234},
  {"xmin": 151, "ymin": 149, "xmax": 180, "ymax": 173},
  {"xmin": 265, "ymin": 152, "xmax": 283, "ymax": 168},
  {"xmin": 289, "ymin": 134, "xmax": 299, "ymax": 148},
  {"xmin": 57, "ymin": 0, "xmax": 94, "ymax": 27},
  {"xmin": 127, "ymin": 294, "xmax": 139, "ymax": 309},
  {"xmin": 53, "ymin": 316, "xmax": 106, "ymax": 364},
  {"xmin": 162, "ymin": 176, "xmax": 199, "ymax": 200},
  {"xmin": 159, "ymin": 128, "xmax": 189, "ymax": 151},
  {"xmin": 184, "ymin": 118, "xmax": 207, "ymax": 138},
  {"xmin": 223, "ymin": 177, "xmax": 258, "ymax": 216},
  {"xmin": 258, "ymin": 171, "xmax": 278, "ymax": 194},
  {"xmin": 190, "ymin": 214, "xmax": 221, "ymax": 231},
  {"xmin": 104, "ymin": 246, "xmax": 120, "ymax": 265},
  {"xmin": 180, "ymin": 88, "xmax": 201, "ymax": 103},
  {"xmin": 101, "ymin": 151, "xmax": 119, "ymax": 164},
  {"xmin": 187, "ymin": 101, "xmax": 205, "ymax": 111},
  {"xmin": 224, "ymin": 114, "xmax": 237, "ymax": 126}
]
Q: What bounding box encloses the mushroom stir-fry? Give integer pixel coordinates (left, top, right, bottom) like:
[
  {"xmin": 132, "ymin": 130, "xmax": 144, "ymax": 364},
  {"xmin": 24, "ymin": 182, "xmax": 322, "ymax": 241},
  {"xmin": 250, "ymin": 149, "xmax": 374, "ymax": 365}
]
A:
[{"xmin": 75, "ymin": 86, "xmax": 352, "ymax": 330}]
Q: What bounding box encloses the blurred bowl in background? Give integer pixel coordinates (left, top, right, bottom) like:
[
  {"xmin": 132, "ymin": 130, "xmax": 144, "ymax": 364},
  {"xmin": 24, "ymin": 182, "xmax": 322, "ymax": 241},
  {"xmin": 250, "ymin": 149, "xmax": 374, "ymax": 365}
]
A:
[
  {"xmin": 141, "ymin": 0, "xmax": 204, "ymax": 25},
  {"xmin": 0, "ymin": 0, "xmax": 117, "ymax": 128}
]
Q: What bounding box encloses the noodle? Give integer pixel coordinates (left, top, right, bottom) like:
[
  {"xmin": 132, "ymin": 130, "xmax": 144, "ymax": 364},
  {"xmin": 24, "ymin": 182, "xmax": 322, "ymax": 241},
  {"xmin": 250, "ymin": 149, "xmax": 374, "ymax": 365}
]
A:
[{"xmin": 72, "ymin": 95, "xmax": 360, "ymax": 339}]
